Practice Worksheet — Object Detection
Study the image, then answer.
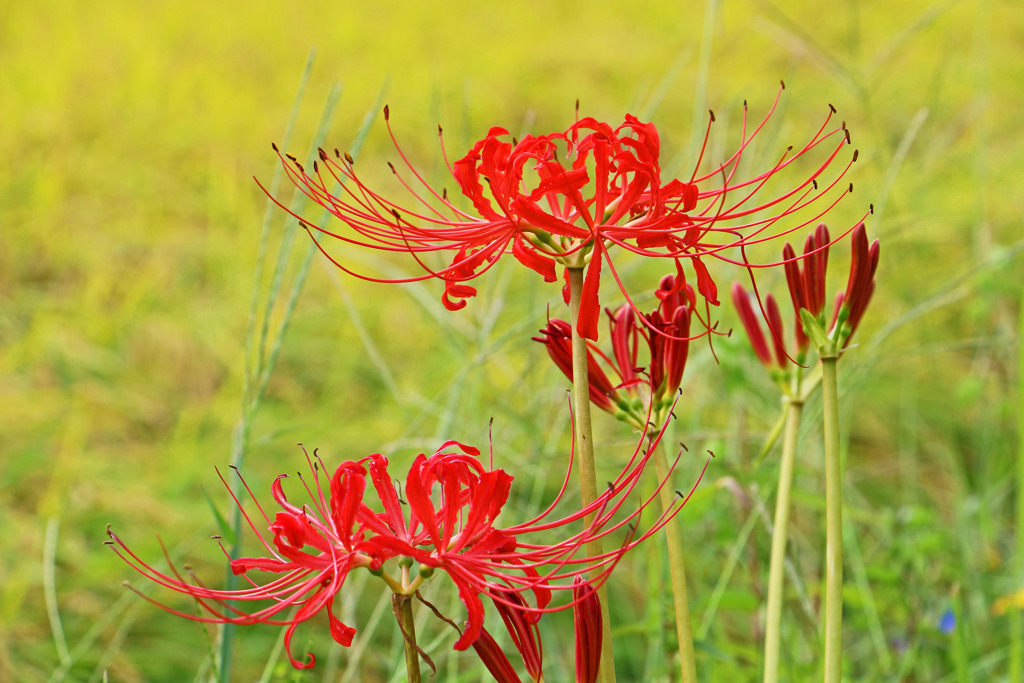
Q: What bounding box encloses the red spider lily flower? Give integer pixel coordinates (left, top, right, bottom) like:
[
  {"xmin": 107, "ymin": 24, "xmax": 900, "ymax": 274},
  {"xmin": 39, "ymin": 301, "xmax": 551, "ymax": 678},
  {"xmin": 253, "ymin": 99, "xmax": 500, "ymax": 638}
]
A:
[
  {"xmin": 573, "ymin": 575, "xmax": 603, "ymax": 683},
  {"xmin": 266, "ymin": 85, "xmax": 858, "ymax": 341},
  {"xmin": 732, "ymin": 221, "xmax": 879, "ymax": 374},
  {"xmin": 534, "ymin": 271, "xmax": 693, "ymax": 428},
  {"xmin": 107, "ymin": 426, "xmax": 711, "ymax": 670}
]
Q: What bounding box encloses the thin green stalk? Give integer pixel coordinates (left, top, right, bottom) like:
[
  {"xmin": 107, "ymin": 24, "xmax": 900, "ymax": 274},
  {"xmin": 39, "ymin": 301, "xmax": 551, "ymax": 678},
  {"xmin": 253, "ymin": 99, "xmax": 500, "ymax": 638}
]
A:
[
  {"xmin": 566, "ymin": 266, "xmax": 615, "ymax": 683},
  {"xmin": 43, "ymin": 517, "xmax": 71, "ymax": 669},
  {"xmin": 951, "ymin": 586, "xmax": 970, "ymax": 683},
  {"xmin": 222, "ymin": 83, "xmax": 343, "ymax": 683},
  {"xmin": 763, "ymin": 398, "xmax": 804, "ymax": 683},
  {"xmin": 394, "ymin": 595, "xmax": 422, "ymax": 683},
  {"xmin": 821, "ymin": 356, "xmax": 843, "ymax": 683},
  {"xmin": 697, "ymin": 493, "xmax": 762, "ymax": 640},
  {"xmin": 650, "ymin": 439, "xmax": 697, "ymax": 683},
  {"xmin": 1012, "ymin": 292, "xmax": 1024, "ymax": 681}
]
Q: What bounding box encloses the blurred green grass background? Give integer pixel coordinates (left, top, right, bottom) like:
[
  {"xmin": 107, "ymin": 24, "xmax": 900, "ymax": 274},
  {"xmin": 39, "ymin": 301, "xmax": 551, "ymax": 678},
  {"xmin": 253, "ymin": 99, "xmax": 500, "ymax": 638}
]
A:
[{"xmin": 3, "ymin": 0, "xmax": 1023, "ymax": 680}]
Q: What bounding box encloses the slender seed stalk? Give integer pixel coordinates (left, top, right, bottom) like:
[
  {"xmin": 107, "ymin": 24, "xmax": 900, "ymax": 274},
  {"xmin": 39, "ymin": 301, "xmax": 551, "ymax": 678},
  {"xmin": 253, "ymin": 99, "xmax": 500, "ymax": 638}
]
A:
[
  {"xmin": 1011, "ymin": 292, "xmax": 1024, "ymax": 681},
  {"xmin": 566, "ymin": 265, "xmax": 616, "ymax": 683},
  {"xmin": 650, "ymin": 438, "xmax": 698, "ymax": 683},
  {"xmin": 394, "ymin": 594, "xmax": 422, "ymax": 683},
  {"xmin": 763, "ymin": 396, "xmax": 805, "ymax": 683},
  {"xmin": 821, "ymin": 356, "xmax": 843, "ymax": 683}
]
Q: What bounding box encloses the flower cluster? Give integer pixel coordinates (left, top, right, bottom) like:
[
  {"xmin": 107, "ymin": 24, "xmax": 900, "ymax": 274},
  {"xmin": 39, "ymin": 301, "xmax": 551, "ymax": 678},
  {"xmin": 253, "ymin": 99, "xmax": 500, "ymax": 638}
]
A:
[
  {"xmin": 108, "ymin": 433, "xmax": 707, "ymax": 669},
  {"xmin": 732, "ymin": 221, "xmax": 879, "ymax": 381},
  {"xmin": 111, "ymin": 85, "xmax": 875, "ymax": 679},
  {"xmin": 535, "ymin": 270, "xmax": 693, "ymax": 428},
  {"xmin": 267, "ymin": 85, "xmax": 856, "ymax": 340}
]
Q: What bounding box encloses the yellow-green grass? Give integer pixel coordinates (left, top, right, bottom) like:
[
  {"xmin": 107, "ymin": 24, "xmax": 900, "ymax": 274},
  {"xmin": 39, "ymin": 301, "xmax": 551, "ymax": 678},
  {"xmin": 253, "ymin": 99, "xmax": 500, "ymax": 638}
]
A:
[{"xmin": 3, "ymin": 0, "xmax": 1023, "ymax": 680}]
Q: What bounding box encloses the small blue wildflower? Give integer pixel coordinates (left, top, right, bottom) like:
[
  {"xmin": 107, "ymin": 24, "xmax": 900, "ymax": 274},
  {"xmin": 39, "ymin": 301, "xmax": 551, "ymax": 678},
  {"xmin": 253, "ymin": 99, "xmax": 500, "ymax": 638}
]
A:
[{"xmin": 938, "ymin": 607, "xmax": 956, "ymax": 635}]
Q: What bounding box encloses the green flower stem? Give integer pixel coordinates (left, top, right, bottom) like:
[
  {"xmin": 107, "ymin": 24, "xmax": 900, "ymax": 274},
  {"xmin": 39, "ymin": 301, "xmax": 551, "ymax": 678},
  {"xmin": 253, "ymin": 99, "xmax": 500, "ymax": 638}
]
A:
[
  {"xmin": 394, "ymin": 594, "xmax": 422, "ymax": 683},
  {"xmin": 763, "ymin": 396, "xmax": 805, "ymax": 683},
  {"xmin": 1012, "ymin": 292, "xmax": 1024, "ymax": 681},
  {"xmin": 650, "ymin": 438, "xmax": 698, "ymax": 683},
  {"xmin": 566, "ymin": 265, "xmax": 616, "ymax": 683},
  {"xmin": 821, "ymin": 356, "xmax": 843, "ymax": 683}
]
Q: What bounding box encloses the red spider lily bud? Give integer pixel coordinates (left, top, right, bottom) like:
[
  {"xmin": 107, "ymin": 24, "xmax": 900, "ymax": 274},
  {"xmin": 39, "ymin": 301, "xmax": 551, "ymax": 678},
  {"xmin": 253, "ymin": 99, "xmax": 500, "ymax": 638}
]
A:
[
  {"xmin": 731, "ymin": 282, "xmax": 775, "ymax": 368},
  {"xmin": 649, "ymin": 303, "xmax": 691, "ymax": 402},
  {"xmin": 617, "ymin": 271, "xmax": 695, "ymax": 407},
  {"xmin": 764, "ymin": 294, "xmax": 789, "ymax": 369},
  {"xmin": 608, "ymin": 305, "xmax": 641, "ymax": 390},
  {"xmin": 573, "ymin": 576, "xmax": 603, "ymax": 683},
  {"xmin": 732, "ymin": 283, "xmax": 800, "ymax": 390},
  {"xmin": 471, "ymin": 628, "xmax": 525, "ymax": 683},
  {"xmin": 537, "ymin": 273, "xmax": 694, "ymax": 427},
  {"xmin": 533, "ymin": 319, "xmax": 620, "ymax": 413},
  {"xmin": 736, "ymin": 220, "xmax": 878, "ymax": 370},
  {"xmin": 782, "ymin": 223, "xmax": 831, "ymax": 352},
  {"xmin": 837, "ymin": 222, "xmax": 879, "ymax": 344},
  {"xmin": 781, "ymin": 243, "xmax": 808, "ymax": 352},
  {"xmin": 803, "ymin": 223, "xmax": 831, "ymax": 316}
]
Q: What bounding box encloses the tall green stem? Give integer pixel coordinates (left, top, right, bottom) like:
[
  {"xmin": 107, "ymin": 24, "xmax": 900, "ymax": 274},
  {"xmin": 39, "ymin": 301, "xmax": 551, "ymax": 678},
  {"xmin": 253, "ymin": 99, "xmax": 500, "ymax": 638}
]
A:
[
  {"xmin": 650, "ymin": 439, "xmax": 698, "ymax": 683},
  {"xmin": 394, "ymin": 594, "xmax": 422, "ymax": 683},
  {"xmin": 821, "ymin": 357, "xmax": 843, "ymax": 683},
  {"xmin": 763, "ymin": 397, "xmax": 804, "ymax": 683},
  {"xmin": 566, "ymin": 266, "xmax": 616, "ymax": 683},
  {"xmin": 1011, "ymin": 293, "xmax": 1024, "ymax": 681}
]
